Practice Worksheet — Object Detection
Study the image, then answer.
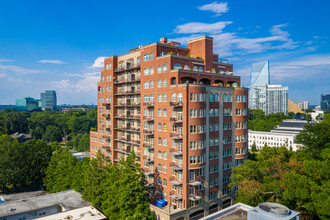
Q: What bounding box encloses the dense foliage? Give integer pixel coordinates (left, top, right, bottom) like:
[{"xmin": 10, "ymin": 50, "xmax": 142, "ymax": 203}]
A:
[
  {"xmin": 248, "ymin": 109, "xmax": 295, "ymax": 131},
  {"xmin": 44, "ymin": 148, "xmax": 156, "ymax": 219},
  {"xmin": 0, "ymin": 109, "xmax": 96, "ymax": 152},
  {"xmin": 231, "ymin": 114, "xmax": 330, "ymax": 219},
  {"xmin": 0, "ymin": 135, "xmax": 52, "ymax": 192}
]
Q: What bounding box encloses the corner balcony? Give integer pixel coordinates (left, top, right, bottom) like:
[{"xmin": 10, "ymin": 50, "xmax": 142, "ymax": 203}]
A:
[
  {"xmin": 114, "ymin": 126, "xmax": 140, "ymax": 133},
  {"xmin": 143, "ymin": 116, "xmax": 154, "ymax": 121},
  {"xmin": 143, "ymin": 144, "xmax": 154, "ymax": 150},
  {"xmin": 114, "ymin": 77, "xmax": 141, "ymax": 85},
  {"xmin": 170, "ymin": 162, "xmax": 183, "ymax": 171},
  {"xmin": 114, "ymin": 102, "xmax": 141, "ymax": 108},
  {"xmin": 113, "ymin": 137, "xmax": 140, "ymax": 146},
  {"xmin": 169, "ymin": 176, "xmax": 182, "ymax": 186},
  {"xmin": 144, "ymin": 155, "xmax": 154, "ymax": 163},
  {"xmin": 114, "ymin": 147, "xmax": 131, "ymax": 155},
  {"xmin": 114, "ymin": 63, "xmax": 140, "ymax": 72},
  {"xmin": 102, "ymin": 113, "xmax": 111, "ymax": 118},
  {"xmin": 143, "ymin": 129, "xmax": 154, "ymax": 136},
  {"xmin": 169, "ymin": 148, "xmax": 183, "ymax": 156}
]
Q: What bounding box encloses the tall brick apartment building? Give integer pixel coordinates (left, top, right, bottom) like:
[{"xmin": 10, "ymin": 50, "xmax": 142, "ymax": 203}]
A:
[{"xmin": 90, "ymin": 36, "xmax": 249, "ymax": 220}]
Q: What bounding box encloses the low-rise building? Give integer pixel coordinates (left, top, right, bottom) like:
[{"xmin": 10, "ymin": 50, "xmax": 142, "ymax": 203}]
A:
[
  {"xmin": 248, "ymin": 120, "xmax": 308, "ymax": 151},
  {"xmin": 0, "ymin": 190, "xmax": 106, "ymax": 220}
]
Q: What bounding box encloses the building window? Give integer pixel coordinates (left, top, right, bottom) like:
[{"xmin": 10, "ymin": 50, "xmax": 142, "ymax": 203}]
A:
[
  {"xmin": 163, "ymin": 138, "xmax": 167, "ymax": 146},
  {"xmin": 158, "ymin": 94, "xmax": 162, "ymax": 102},
  {"xmin": 150, "ymin": 66, "xmax": 154, "ymax": 75},
  {"xmin": 190, "ymin": 156, "xmax": 196, "ymax": 164},
  {"xmin": 163, "ymin": 108, "xmax": 167, "ymax": 117},
  {"xmin": 228, "ymin": 94, "xmax": 232, "ymax": 102},
  {"xmin": 193, "ymin": 66, "xmax": 198, "ymax": 71},
  {"xmin": 174, "ymin": 64, "xmax": 181, "ymax": 70},
  {"xmin": 144, "ymin": 81, "xmax": 149, "ymax": 89},
  {"xmin": 158, "ymin": 151, "xmax": 162, "ymax": 158},
  {"xmin": 184, "ymin": 65, "xmax": 189, "ymax": 70},
  {"xmin": 198, "ymin": 67, "xmax": 203, "ymax": 72},
  {"xmin": 150, "ymin": 80, "xmax": 154, "ymax": 88},
  {"xmin": 223, "ymin": 94, "xmax": 227, "ymax": 102},
  {"xmin": 144, "ymin": 68, "xmax": 149, "ymax": 75},
  {"xmin": 178, "ymin": 93, "xmax": 183, "ymax": 102},
  {"xmin": 209, "ymin": 94, "xmax": 214, "ymax": 102},
  {"xmin": 190, "ymin": 109, "xmax": 197, "ymax": 117},
  {"xmin": 172, "ymin": 93, "xmax": 177, "ymax": 102},
  {"xmin": 150, "ymin": 52, "xmax": 154, "ymax": 60},
  {"xmin": 163, "ymin": 79, "xmax": 167, "ymax": 87},
  {"xmin": 190, "ymin": 141, "xmax": 197, "ymax": 150},
  {"xmin": 163, "ymin": 64, "xmax": 167, "ymax": 72},
  {"xmin": 158, "ymin": 123, "xmax": 162, "ymax": 131},
  {"xmin": 163, "ymin": 152, "xmax": 167, "ymax": 160},
  {"xmin": 163, "ymin": 94, "xmax": 167, "ymax": 102},
  {"xmin": 144, "ymin": 53, "xmax": 149, "ymax": 61},
  {"xmin": 158, "ymin": 108, "xmax": 162, "ymax": 117},
  {"xmin": 190, "ymin": 125, "xmax": 197, "ymax": 133},
  {"xmin": 236, "ymin": 95, "xmax": 241, "ymax": 102},
  {"xmin": 158, "ymin": 65, "xmax": 162, "ymax": 73},
  {"xmin": 158, "ymin": 80, "xmax": 162, "ymax": 88},
  {"xmin": 190, "ymin": 93, "xmax": 197, "ymax": 101}
]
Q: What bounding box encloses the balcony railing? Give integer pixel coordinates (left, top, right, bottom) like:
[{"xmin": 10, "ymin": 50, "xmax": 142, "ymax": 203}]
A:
[
  {"xmin": 143, "ymin": 130, "xmax": 154, "ymax": 136},
  {"xmin": 114, "ymin": 63, "xmax": 140, "ymax": 72},
  {"xmin": 170, "ymin": 117, "xmax": 183, "ymax": 123},
  {"xmin": 114, "ymin": 90, "xmax": 140, "ymax": 95},
  {"xmin": 114, "ymin": 77, "xmax": 141, "ymax": 84},
  {"xmin": 114, "ymin": 102, "xmax": 141, "ymax": 107},
  {"xmin": 170, "ymin": 102, "xmax": 183, "ymax": 107},
  {"xmin": 113, "ymin": 137, "xmax": 140, "ymax": 145},
  {"xmin": 170, "ymin": 133, "xmax": 183, "ymax": 139},
  {"xmin": 114, "ymin": 114, "xmax": 140, "ymax": 119},
  {"xmin": 114, "ymin": 126, "xmax": 140, "ymax": 133},
  {"xmin": 143, "ymin": 102, "xmax": 154, "ymax": 107},
  {"xmin": 143, "ymin": 116, "xmax": 154, "ymax": 121}
]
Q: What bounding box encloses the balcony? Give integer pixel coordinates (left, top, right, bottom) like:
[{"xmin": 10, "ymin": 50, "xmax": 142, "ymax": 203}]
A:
[
  {"xmin": 144, "ymin": 156, "xmax": 154, "ymax": 163},
  {"xmin": 169, "ymin": 148, "xmax": 183, "ymax": 156},
  {"xmin": 170, "ymin": 102, "xmax": 183, "ymax": 107},
  {"xmin": 113, "ymin": 137, "xmax": 140, "ymax": 146},
  {"xmin": 170, "ymin": 117, "xmax": 183, "ymax": 123},
  {"xmin": 102, "ymin": 103, "xmax": 111, "ymax": 107},
  {"xmin": 114, "ymin": 126, "xmax": 140, "ymax": 133},
  {"xmin": 102, "ymin": 113, "xmax": 111, "ymax": 118},
  {"xmin": 114, "ymin": 114, "xmax": 140, "ymax": 120},
  {"xmin": 144, "ymin": 171, "xmax": 154, "ymax": 176},
  {"xmin": 114, "ymin": 77, "xmax": 141, "ymax": 85},
  {"xmin": 143, "ymin": 130, "xmax": 154, "ymax": 136},
  {"xmin": 143, "ymin": 102, "xmax": 154, "ymax": 108},
  {"xmin": 143, "ymin": 144, "xmax": 154, "ymax": 150},
  {"xmin": 169, "ymin": 176, "xmax": 182, "ymax": 186},
  {"xmin": 114, "ymin": 90, "xmax": 140, "ymax": 95},
  {"xmin": 114, "ymin": 63, "xmax": 140, "ymax": 72},
  {"xmin": 170, "ymin": 133, "xmax": 183, "ymax": 139},
  {"xmin": 114, "ymin": 102, "xmax": 141, "ymax": 108},
  {"xmin": 143, "ymin": 116, "xmax": 154, "ymax": 121},
  {"xmin": 114, "ymin": 147, "xmax": 131, "ymax": 155},
  {"xmin": 170, "ymin": 162, "xmax": 183, "ymax": 171}
]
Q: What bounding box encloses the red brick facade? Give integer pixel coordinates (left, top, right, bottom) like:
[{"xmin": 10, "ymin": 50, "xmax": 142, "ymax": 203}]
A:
[{"xmin": 90, "ymin": 36, "xmax": 248, "ymax": 218}]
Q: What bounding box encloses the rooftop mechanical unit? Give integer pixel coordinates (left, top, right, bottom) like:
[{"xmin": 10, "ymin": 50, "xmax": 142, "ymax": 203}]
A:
[{"xmin": 247, "ymin": 202, "xmax": 300, "ymax": 220}]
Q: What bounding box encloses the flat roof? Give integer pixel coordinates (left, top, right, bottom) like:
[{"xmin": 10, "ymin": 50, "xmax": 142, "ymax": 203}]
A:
[
  {"xmin": 0, "ymin": 190, "xmax": 89, "ymax": 217},
  {"xmin": 38, "ymin": 206, "xmax": 107, "ymax": 220},
  {"xmin": 200, "ymin": 203, "xmax": 253, "ymax": 220}
]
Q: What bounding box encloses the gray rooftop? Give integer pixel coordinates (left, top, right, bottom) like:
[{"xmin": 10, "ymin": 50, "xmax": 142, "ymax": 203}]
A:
[{"xmin": 0, "ymin": 190, "xmax": 89, "ymax": 217}]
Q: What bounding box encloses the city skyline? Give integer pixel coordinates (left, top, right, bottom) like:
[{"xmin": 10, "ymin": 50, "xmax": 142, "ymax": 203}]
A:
[{"xmin": 0, "ymin": 0, "xmax": 329, "ymax": 105}]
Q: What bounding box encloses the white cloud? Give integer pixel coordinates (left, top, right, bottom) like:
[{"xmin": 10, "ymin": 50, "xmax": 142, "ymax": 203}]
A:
[
  {"xmin": 38, "ymin": 60, "xmax": 65, "ymax": 64},
  {"xmin": 53, "ymin": 79, "xmax": 71, "ymax": 91},
  {"xmin": 0, "ymin": 64, "xmax": 46, "ymax": 74},
  {"xmin": 174, "ymin": 21, "xmax": 232, "ymax": 34},
  {"xmin": 90, "ymin": 57, "xmax": 106, "ymax": 68},
  {"xmin": 0, "ymin": 73, "xmax": 6, "ymax": 78},
  {"xmin": 198, "ymin": 2, "xmax": 228, "ymax": 16},
  {"xmin": 0, "ymin": 59, "xmax": 15, "ymax": 62}
]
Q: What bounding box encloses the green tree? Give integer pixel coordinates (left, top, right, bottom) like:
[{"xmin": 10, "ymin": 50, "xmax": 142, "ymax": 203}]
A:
[
  {"xmin": 4, "ymin": 112, "xmax": 29, "ymax": 134},
  {"xmin": 43, "ymin": 125, "xmax": 62, "ymax": 142}
]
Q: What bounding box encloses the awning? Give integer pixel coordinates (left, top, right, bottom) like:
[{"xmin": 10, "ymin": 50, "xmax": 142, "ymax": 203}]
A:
[
  {"xmin": 189, "ymin": 181, "xmax": 202, "ymax": 186},
  {"xmin": 170, "ymin": 194, "xmax": 182, "ymax": 200},
  {"xmin": 189, "ymin": 195, "xmax": 202, "ymax": 201},
  {"xmin": 170, "ymin": 180, "xmax": 182, "ymax": 186}
]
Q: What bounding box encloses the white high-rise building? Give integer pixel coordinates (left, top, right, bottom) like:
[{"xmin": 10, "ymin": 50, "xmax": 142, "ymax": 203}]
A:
[
  {"xmin": 297, "ymin": 101, "xmax": 309, "ymax": 110},
  {"xmin": 250, "ymin": 84, "xmax": 288, "ymax": 115}
]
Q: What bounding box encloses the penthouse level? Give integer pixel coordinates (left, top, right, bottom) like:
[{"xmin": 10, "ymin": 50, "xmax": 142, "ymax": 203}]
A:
[{"xmin": 90, "ymin": 36, "xmax": 248, "ymax": 220}]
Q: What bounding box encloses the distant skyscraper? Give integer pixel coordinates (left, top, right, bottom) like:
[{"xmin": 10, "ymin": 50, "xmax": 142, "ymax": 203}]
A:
[
  {"xmin": 250, "ymin": 84, "xmax": 288, "ymax": 115},
  {"xmin": 321, "ymin": 94, "xmax": 330, "ymax": 111},
  {"xmin": 297, "ymin": 101, "xmax": 309, "ymax": 110},
  {"xmin": 41, "ymin": 90, "xmax": 57, "ymax": 111},
  {"xmin": 249, "ymin": 61, "xmax": 270, "ymax": 107}
]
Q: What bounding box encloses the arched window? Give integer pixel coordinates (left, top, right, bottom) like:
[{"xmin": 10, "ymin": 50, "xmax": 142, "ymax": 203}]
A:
[
  {"xmin": 215, "ymin": 94, "xmax": 219, "ymax": 102},
  {"xmin": 144, "ymin": 53, "xmax": 149, "ymax": 61},
  {"xmin": 172, "ymin": 93, "xmax": 177, "ymax": 102},
  {"xmin": 150, "ymin": 52, "xmax": 154, "ymax": 60},
  {"xmin": 184, "ymin": 65, "xmax": 189, "ymax": 70},
  {"xmin": 150, "ymin": 80, "xmax": 154, "ymax": 88},
  {"xmin": 150, "ymin": 95, "xmax": 154, "ymax": 104},
  {"xmin": 106, "ymin": 86, "xmax": 108, "ymax": 92},
  {"xmin": 171, "ymin": 77, "xmax": 176, "ymax": 85},
  {"xmin": 163, "ymin": 94, "xmax": 167, "ymax": 102},
  {"xmin": 163, "ymin": 64, "xmax": 167, "ymax": 72},
  {"xmin": 163, "ymin": 123, "xmax": 167, "ymax": 131},
  {"xmin": 228, "ymin": 94, "xmax": 232, "ymax": 102},
  {"xmin": 223, "ymin": 94, "xmax": 227, "ymax": 102},
  {"xmin": 158, "ymin": 80, "xmax": 162, "ymax": 88},
  {"xmin": 163, "ymin": 177, "xmax": 167, "ymax": 185},
  {"xmin": 158, "ymin": 108, "xmax": 162, "ymax": 117},
  {"xmin": 106, "ymin": 64, "xmax": 109, "ymax": 70},
  {"xmin": 158, "ymin": 137, "xmax": 162, "ymax": 145},
  {"xmin": 144, "ymin": 95, "xmax": 149, "ymax": 103},
  {"xmin": 193, "ymin": 66, "xmax": 198, "ymax": 71},
  {"xmin": 163, "ymin": 152, "xmax": 167, "ymax": 160},
  {"xmin": 174, "ymin": 64, "xmax": 182, "ymax": 70},
  {"xmin": 163, "ymin": 79, "xmax": 167, "ymax": 87},
  {"xmin": 150, "ymin": 66, "xmax": 154, "ymax": 75},
  {"xmin": 158, "ymin": 65, "xmax": 162, "ymax": 73},
  {"xmin": 144, "ymin": 68, "xmax": 149, "ymax": 75},
  {"xmin": 163, "ymin": 109, "xmax": 167, "ymax": 117},
  {"xmin": 158, "ymin": 165, "xmax": 162, "ymax": 173},
  {"xmin": 102, "ymin": 76, "xmax": 105, "ymax": 82},
  {"xmin": 178, "ymin": 93, "xmax": 183, "ymax": 102},
  {"xmin": 137, "ymin": 57, "xmax": 140, "ymax": 65},
  {"xmin": 144, "ymin": 81, "xmax": 149, "ymax": 89},
  {"xmin": 209, "ymin": 93, "xmax": 214, "ymax": 102},
  {"xmin": 199, "ymin": 67, "xmax": 203, "ymax": 72},
  {"xmin": 163, "ymin": 138, "xmax": 167, "ymax": 146},
  {"xmin": 158, "ymin": 150, "xmax": 162, "ymax": 158},
  {"xmin": 158, "ymin": 123, "xmax": 162, "ymax": 131},
  {"xmin": 106, "ymin": 76, "xmax": 108, "ymax": 81},
  {"xmin": 158, "ymin": 94, "xmax": 162, "ymax": 102}
]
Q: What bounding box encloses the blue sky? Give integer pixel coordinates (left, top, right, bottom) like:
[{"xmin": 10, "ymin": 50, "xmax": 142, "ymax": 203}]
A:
[{"xmin": 0, "ymin": 0, "xmax": 329, "ymax": 105}]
